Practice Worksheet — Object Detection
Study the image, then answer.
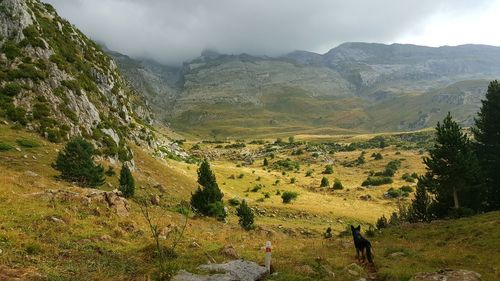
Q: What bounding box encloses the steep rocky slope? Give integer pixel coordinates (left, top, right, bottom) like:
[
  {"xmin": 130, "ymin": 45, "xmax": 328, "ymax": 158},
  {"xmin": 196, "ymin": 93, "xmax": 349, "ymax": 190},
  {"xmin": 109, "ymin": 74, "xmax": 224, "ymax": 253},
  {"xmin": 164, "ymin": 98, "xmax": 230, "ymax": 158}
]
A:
[{"xmin": 0, "ymin": 0, "xmax": 167, "ymax": 162}]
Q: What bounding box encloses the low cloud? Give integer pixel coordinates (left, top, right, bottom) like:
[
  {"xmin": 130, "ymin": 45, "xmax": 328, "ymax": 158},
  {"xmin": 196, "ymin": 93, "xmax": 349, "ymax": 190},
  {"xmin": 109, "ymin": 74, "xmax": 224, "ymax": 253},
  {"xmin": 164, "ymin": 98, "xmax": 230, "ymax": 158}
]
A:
[{"xmin": 42, "ymin": 0, "xmax": 488, "ymax": 65}]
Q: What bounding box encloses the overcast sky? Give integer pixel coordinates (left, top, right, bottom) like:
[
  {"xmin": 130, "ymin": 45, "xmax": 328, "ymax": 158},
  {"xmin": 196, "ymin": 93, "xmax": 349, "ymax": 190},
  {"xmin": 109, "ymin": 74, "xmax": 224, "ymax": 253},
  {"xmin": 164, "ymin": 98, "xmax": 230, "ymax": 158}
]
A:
[{"xmin": 42, "ymin": 0, "xmax": 500, "ymax": 65}]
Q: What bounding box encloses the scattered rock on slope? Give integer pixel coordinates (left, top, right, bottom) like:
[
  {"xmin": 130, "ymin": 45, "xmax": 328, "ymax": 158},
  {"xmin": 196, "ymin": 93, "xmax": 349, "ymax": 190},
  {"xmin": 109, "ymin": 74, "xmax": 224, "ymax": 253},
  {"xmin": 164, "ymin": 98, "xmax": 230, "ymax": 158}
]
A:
[{"xmin": 411, "ymin": 269, "xmax": 482, "ymax": 281}]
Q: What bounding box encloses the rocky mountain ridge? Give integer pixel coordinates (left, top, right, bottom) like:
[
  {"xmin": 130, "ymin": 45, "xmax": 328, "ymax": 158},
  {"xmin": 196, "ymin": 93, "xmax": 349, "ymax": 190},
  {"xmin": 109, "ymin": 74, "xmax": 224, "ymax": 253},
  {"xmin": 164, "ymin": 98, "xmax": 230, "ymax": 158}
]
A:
[
  {"xmin": 110, "ymin": 43, "xmax": 499, "ymax": 137},
  {"xmin": 0, "ymin": 0, "xmax": 189, "ymax": 162}
]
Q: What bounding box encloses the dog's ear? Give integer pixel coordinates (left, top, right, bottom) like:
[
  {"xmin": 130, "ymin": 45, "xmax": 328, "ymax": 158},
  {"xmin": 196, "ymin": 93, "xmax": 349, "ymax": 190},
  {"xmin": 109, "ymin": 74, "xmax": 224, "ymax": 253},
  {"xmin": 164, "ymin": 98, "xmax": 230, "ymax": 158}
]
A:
[
  {"xmin": 356, "ymin": 225, "xmax": 361, "ymax": 231},
  {"xmin": 350, "ymin": 225, "xmax": 355, "ymax": 231}
]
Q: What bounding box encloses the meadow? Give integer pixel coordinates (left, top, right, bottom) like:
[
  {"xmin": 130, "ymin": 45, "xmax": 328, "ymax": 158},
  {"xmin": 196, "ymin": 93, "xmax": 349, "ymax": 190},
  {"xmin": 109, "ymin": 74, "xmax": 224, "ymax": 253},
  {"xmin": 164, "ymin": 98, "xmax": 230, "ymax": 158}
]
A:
[{"xmin": 0, "ymin": 123, "xmax": 498, "ymax": 280}]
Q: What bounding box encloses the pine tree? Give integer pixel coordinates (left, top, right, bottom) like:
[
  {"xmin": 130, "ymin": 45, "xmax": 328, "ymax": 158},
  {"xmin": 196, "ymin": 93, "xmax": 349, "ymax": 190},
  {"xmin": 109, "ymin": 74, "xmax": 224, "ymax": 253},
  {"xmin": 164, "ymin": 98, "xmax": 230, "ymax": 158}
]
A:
[
  {"xmin": 473, "ymin": 80, "xmax": 500, "ymax": 211},
  {"xmin": 320, "ymin": 177, "xmax": 329, "ymax": 187},
  {"xmin": 419, "ymin": 113, "xmax": 480, "ymax": 217},
  {"xmin": 190, "ymin": 159, "xmax": 226, "ymax": 219},
  {"xmin": 408, "ymin": 182, "xmax": 432, "ymax": 222},
  {"xmin": 53, "ymin": 137, "xmax": 105, "ymax": 188},
  {"xmin": 119, "ymin": 165, "xmax": 135, "ymax": 198},
  {"xmin": 236, "ymin": 200, "xmax": 254, "ymax": 230}
]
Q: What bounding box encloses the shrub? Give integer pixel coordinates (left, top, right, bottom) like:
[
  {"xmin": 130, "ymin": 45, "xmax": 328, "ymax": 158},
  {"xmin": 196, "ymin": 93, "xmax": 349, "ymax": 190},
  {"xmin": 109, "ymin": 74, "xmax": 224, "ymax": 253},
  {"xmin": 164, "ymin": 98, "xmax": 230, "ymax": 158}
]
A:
[
  {"xmin": 333, "ymin": 178, "xmax": 343, "ymax": 190},
  {"xmin": 273, "ymin": 158, "xmax": 300, "ymax": 171},
  {"xmin": 228, "ymin": 198, "xmax": 240, "ymax": 206},
  {"xmin": 52, "ymin": 137, "xmax": 105, "ymax": 188},
  {"xmin": 33, "ymin": 102, "xmax": 51, "ymax": 119},
  {"xmin": 290, "ymin": 177, "xmax": 296, "ymax": 184},
  {"xmin": 2, "ymin": 41, "xmax": 21, "ymax": 60},
  {"xmin": 0, "ymin": 142, "xmax": 14, "ymax": 151},
  {"xmin": 371, "ymin": 152, "xmax": 383, "ymax": 160},
  {"xmin": 376, "ymin": 215, "xmax": 388, "ymax": 229},
  {"xmin": 320, "ymin": 177, "xmax": 329, "ymax": 187},
  {"xmin": 263, "ymin": 158, "xmax": 269, "ymax": 166},
  {"xmin": 16, "ymin": 138, "xmax": 40, "ymax": 148},
  {"xmin": 305, "ymin": 170, "xmax": 312, "ymax": 177},
  {"xmin": 281, "ymin": 191, "xmax": 298, "ymax": 204},
  {"xmin": 323, "ymin": 164, "xmax": 334, "ymax": 174},
  {"xmin": 362, "ymin": 176, "xmax": 393, "ymax": 186},
  {"xmin": 250, "ymin": 185, "xmax": 262, "ymax": 192},
  {"xmin": 236, "ymin": 200, "xmax": 254, "ymax": 230},
  {"xmin": 400, "ymin": 185, "xmax": 414, "ymax": 193},
  {"xmin": 6, "ymin": 106, "xmax": 27, "ymax": 125},
  {"xmin": 1, "ymin": 83, "xmax": 22, "ymax": 97},
  {"xmin": 119, "ymin": 165, "xmax": 135, "ymax": 198}
]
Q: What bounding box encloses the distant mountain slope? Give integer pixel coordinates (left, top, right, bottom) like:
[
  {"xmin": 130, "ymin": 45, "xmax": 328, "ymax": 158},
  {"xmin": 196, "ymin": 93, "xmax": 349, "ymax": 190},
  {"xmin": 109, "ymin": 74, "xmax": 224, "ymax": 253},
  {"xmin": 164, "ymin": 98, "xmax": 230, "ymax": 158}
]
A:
[
  {"xmin": 0, "ymin": 0, "xmax": 158, "ymax": 161},
  {"xmin": 110, "ymin": 42, "xmax": 500, "ymax": 137}
]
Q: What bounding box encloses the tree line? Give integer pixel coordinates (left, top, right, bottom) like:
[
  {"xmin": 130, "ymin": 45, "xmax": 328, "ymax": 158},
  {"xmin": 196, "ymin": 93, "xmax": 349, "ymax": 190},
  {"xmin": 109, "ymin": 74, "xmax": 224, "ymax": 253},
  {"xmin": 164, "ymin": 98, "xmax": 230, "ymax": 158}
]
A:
[{"xmin": 404, "ymin": 80, "xmax": 500, "ymax": 222}]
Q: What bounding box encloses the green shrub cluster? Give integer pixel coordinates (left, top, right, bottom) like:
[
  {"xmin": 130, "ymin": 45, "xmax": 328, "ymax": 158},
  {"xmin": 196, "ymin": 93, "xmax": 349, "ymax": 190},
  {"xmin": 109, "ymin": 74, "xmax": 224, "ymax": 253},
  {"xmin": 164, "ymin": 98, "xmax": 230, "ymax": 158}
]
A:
[
  {"xmin": 281, "ymin": 191, "xmax": 299, "ymax": 204},
  {"xmin": 273, "ymin": 158, "xmax": 300, "ymax": 171},
  {"xmin": 362, "ymin": 176, "xmax": 393, "ymax": 187}
]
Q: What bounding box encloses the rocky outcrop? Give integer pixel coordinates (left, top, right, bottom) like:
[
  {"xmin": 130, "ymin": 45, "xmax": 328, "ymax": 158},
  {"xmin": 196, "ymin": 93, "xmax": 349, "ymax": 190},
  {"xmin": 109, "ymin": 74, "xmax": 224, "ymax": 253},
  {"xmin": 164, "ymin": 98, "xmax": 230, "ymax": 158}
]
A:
[
  {"xmin": 411, "ymin": 269, "xmax": 482, "ymax": 281},
  {"xmin": 36, "ymin": 189, "xmax": 130, "ymax": 217},
  {"xmin": 173, "ymin": 260, "xmax": 267, "ymax": 281},
  {"xmin": 0, "ymin": 0, "xmax": 158, "ymax": 157}
]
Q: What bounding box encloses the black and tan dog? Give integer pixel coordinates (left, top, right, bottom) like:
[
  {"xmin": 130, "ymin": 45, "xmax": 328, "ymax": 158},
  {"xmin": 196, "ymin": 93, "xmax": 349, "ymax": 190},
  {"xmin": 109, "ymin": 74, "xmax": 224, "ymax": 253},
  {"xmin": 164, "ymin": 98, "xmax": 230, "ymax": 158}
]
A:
[{"xmin": 351, "ymin": 225, "xmax": 373, "ymax": 263}]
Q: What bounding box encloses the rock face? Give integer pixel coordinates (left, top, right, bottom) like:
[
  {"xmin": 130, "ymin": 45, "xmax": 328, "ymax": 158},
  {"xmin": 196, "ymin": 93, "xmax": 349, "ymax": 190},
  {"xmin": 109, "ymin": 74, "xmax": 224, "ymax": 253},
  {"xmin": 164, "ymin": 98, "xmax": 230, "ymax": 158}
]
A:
[
  {"xmin": 173, "ymin": 260, "xmax": 267, "ymax": 281},
  {"xmin": 411, "ymin": 269, "xmax": 482, "ymax": 281}
]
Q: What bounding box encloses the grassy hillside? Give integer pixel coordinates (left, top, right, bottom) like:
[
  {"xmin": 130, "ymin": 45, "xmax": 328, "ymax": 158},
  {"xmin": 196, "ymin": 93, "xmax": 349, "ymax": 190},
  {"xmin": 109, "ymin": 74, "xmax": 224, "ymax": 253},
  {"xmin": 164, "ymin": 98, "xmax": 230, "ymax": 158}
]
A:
[{"xmin": 1, "ymin": 123, "xmax": 498, "ymax": 280}]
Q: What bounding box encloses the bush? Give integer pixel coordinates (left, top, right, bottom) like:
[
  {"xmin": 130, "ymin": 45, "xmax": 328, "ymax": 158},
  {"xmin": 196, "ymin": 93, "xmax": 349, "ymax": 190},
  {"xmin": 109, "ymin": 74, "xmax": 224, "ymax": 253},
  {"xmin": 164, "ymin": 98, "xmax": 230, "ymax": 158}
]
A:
[
  {"xmin": 2, "ymin": 41, "xmax": 21, "ymax": 60},
  {"xmin": 1, "ymin": 83, "xmax": 22, "ymax": 97},
  {"xmin": 228, "ymin": 198, "xmax": 240, "ymax": 206},
  {"xmin": 362, "ymin": 176, "xmax": 393, "ymax": 186},
  {"xmin": 236, "ymin": 200, "xmax": 254, "ymax": 230},
  {"xmin": 105, "ymin": 166, "xmax": 116, "ymax": 177},
  {"xmin": 376, "ymin": 215, "xmax": 388, "ymax": 229},
  {"xmin": 16, "ymin": 139, "xmax": 40, "ymax": 148},
  {"xmin": 320, "ymin": 177, "xmax": 329, "ymax": 187},
  {"xmin": 52, "ymin": 137, "xmax": 105, "ymax": 188},
  {"xmin": 323, "ymin": 164, "xmax": 334, "ymax": 174},
  {"xmin": 0, "ymin": 142, "xmax": 14, "ymax": 151},
  {"xmin": 305, "ymin": 170, "xmax": 313, "ymax": 177},
  {"xmin": 273, "ymin": 158, "xmax": 300, "ymax": 171},
  {"xmin": 333, "ymin": 178, "xmax": 343, "ymax": 190},
  {"xmin": 119, "ymin": 165, "xmax": 135, "ymax": 198},
  {"xmin": 250, "ymin": 185, "xmax": 262, "ymax": 192},
  {"xmin": 400, "ymin": 185, "xmax": 414, "ymax": 193},
  {"xmin": 371, "ymin": 152, "xmax": 383, "ymax": 160},
  {"xmin": 281, "ymin": 191, "xmax": 298, "ymax": 204},
  {"xmin": 6, "ymin": 106, "xmax": 27, "ymax": 125}
]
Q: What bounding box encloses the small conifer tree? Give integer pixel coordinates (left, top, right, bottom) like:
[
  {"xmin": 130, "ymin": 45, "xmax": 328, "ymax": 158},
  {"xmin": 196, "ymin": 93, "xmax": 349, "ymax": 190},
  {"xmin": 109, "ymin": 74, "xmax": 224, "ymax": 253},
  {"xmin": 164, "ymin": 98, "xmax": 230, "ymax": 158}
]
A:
[
  {"xmin": 236, "ymin": 200, "xmax": 254, "ymax": 230},
  {"xmin": 53, "ymin": 137, "xmax": 104, "ymax": 188},
  {"xmin": 190, "ymin": 159, "xmax": 226, "ymax": 219},
  {"xmin": 119, "ymin": 164, "xmax": 135, "ymax": 198},
  {"xmin": 320, "ymin": 177, "xmax": 329, "ymax": 187}
]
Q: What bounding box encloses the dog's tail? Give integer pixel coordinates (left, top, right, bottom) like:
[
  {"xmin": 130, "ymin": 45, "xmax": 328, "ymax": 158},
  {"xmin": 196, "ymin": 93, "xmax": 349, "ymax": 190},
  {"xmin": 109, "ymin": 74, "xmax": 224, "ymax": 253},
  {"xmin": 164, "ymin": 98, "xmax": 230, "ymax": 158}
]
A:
[{"xmin": 366, "ymin": 243, "xmax": 373, "ymax": 263}]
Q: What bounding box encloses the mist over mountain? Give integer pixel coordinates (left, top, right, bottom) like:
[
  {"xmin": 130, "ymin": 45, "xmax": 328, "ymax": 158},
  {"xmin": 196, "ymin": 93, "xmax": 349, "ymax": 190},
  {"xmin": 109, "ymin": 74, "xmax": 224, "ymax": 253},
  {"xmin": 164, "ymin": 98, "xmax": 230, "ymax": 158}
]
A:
[{"xmin": 109, "ymin": 43, "xmax": 500, "ymax": 137}]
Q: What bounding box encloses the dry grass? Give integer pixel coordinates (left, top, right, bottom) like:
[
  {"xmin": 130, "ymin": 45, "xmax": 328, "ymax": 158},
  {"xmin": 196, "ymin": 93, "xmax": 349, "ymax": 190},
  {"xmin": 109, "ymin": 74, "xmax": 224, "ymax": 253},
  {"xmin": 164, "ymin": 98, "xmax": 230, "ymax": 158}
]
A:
[{"xmin": 0, "ymin": 123, "xmax": 498, "ymax": 280}]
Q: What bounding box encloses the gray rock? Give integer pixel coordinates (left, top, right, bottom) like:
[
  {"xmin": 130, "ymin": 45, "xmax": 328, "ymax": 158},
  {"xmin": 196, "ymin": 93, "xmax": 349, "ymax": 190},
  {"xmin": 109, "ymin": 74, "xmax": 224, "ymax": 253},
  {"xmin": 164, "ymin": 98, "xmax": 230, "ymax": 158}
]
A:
[
  {"xmin": 174, "ymin": 260, "xmax": 267, "ymax": 281},
  {"xmin": 411, "ymin": 269, "xmax": 482, "ymax": 281}
]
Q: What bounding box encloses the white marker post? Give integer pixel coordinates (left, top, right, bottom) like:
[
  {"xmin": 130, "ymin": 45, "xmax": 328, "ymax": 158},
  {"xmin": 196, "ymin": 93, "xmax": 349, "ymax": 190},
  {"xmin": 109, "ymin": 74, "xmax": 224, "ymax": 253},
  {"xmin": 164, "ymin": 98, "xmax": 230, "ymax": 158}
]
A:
[{"xmin": 265, "ymin": 241, "xmax": 272, "ymax": 273}]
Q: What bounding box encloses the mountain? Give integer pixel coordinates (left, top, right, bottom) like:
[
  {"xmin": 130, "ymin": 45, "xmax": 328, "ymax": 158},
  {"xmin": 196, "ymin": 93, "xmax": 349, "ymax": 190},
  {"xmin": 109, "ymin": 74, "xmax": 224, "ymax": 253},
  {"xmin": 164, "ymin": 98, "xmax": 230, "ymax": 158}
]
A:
[
  {"xmin": 109, "ymin": 43, "xmax": 499, "ymax": 137},
  {"xmin": 0, "ymin": 0, "xmax": 163, "ymax": 162}
]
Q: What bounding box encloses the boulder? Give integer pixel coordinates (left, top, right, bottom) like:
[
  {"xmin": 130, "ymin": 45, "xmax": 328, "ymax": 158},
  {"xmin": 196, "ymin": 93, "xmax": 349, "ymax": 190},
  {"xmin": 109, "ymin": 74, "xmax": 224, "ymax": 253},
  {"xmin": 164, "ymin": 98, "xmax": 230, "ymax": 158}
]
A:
[
  {"xmin": 411, "ymin": 269, "xmax": 482, "ymax": 281},
  {"xmin": 173, "ymin": 260, "xmax": 267, "ymax": 281},
  {"xmin": 220, "ymin": 245, "xmax": 239, "ymax": 259},
  {"xmin": 151, "ymin": 194, "xmax": 161, "ymax": 206}
]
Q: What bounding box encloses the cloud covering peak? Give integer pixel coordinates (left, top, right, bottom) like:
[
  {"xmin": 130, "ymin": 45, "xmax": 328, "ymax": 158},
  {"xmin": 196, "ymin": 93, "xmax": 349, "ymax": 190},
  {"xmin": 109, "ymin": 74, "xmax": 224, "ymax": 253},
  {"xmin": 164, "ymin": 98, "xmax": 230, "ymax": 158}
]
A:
[{"xmin": 42, "ymin": 0, "xmax": 492, "ymax": 65}]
